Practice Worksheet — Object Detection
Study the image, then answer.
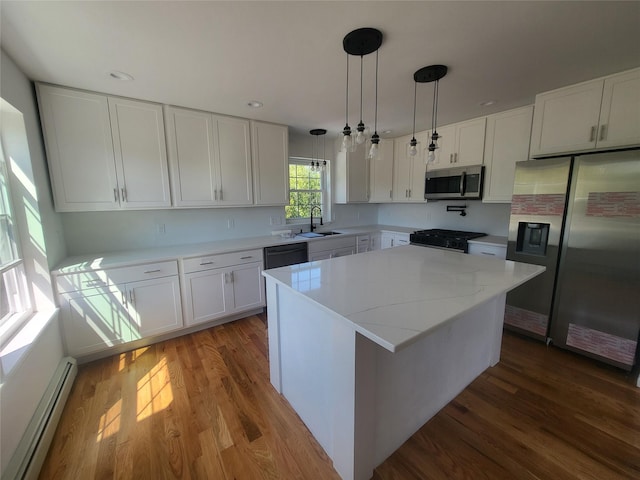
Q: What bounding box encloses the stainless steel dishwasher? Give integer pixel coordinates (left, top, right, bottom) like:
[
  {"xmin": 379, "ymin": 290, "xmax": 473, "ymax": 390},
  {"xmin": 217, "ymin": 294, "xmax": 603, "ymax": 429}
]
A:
[{"xmin": 263, "ymin": 242, "xmax": 308, "ymax": 269}]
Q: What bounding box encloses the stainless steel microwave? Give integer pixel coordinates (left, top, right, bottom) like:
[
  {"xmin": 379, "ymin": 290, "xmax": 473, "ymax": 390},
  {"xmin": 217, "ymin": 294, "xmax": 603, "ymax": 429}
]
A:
[{"xmin": 424, "ymin": 165, "xmax": 484, "ymax": 200}]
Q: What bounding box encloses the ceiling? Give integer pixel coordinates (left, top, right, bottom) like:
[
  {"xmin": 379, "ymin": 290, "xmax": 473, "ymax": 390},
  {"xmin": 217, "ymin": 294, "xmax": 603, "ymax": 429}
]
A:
[{"xmin": 2, "ymin": 1, "xmax": 639, "ymax": 143}]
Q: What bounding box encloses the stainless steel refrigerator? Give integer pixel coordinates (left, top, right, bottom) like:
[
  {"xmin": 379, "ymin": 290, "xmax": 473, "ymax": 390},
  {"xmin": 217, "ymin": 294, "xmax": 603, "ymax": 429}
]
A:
[{"xmin": 505, "ymin": 149, "xmax": 640, "ymax": 371}]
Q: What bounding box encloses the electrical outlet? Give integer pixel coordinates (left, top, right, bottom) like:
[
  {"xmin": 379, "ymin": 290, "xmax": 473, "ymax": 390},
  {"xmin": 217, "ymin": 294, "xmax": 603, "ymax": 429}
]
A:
[
  {"xmin": 227, "ymin": 218, "xmax": 235, "ymax": 229},
  {"xmin": 156, "ymin": 223, "xmax": 166, "ymax": 234},
  {"xmin": 270, "ymin": 216, "xmax": 282, "ymax": 226}
]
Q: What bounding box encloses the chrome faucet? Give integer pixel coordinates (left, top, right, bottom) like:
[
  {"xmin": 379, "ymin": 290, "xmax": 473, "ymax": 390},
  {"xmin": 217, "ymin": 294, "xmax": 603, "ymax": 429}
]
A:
[{"xmin": 310, "ymin": 205, "xmax": 323, "ymax": 232}]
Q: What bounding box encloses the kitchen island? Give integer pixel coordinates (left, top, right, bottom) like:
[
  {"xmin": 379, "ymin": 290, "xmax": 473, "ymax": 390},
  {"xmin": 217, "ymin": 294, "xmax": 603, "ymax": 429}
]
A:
[{"xmin": 263, "ymin": 245, "xmax": 545, "ymax": 480}]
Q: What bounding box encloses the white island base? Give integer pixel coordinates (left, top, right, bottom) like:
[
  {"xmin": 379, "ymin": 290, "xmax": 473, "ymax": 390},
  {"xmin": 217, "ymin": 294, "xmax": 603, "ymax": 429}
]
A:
[{"xmin": 263, "ymin": 246, "xmax": 544, "ymax": 480}]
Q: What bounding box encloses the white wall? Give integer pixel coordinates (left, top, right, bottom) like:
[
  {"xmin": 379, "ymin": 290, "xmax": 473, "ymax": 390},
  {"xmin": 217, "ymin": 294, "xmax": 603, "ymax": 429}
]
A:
[
  {"xmin": 378, "ymin": 202, "xmax": 511, "ymax": 236},
  {"xmin": 0, "ymin": 49, "xmax": 66, "ymax": 476}
]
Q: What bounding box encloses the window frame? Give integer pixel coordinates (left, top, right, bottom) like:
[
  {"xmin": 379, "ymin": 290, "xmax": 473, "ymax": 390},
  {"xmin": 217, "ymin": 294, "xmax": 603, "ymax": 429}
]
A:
[
  {"xmin": 0, "ymin": 108, "xmax": 34, "ymax": 345},
  {"xmin": 286, "ymin": 156, "xmax": 331, "ymax": 225}
]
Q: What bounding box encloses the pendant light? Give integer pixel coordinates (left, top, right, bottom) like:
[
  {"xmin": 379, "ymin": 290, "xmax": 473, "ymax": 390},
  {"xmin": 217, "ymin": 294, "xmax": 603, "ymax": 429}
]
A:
[
  {"xmin": 342, "ymin": 28, "xmax": 383, "ymax": 153},
  {"xmin": 310, "ymin": 129, "xmax": 327, "ymax": 172},
  {"xmin": 369, "ymin": 49, "xmax": 380, "ymax": 159},
  {"xmin": 413, "ymin": 65, "xmax": 448, "ymax": 164},
  {"xmin": 408, "ymin": 80, "xmax": 419, "ymax": 157}
]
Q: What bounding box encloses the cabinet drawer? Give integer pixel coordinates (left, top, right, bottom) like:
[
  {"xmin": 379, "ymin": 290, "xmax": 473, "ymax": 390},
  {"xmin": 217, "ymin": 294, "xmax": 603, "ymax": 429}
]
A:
[
  {"xmin": 468, "ymin": 243, "xmax": 507, "ymax": 259},
  {"xmin": 56, "ymin": 260, "xmax": 178, "ymax": 293},
  {"xmin": 183, "ymin": 249, "xmax": 263, "ymax": 274}
]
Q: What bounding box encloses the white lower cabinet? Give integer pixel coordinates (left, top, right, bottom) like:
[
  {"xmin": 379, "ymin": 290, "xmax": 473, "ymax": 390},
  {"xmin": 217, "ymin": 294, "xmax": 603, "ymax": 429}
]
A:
[
  {"xmin": 356, "ymin": 234, "xmax": 371, "ymax": 253},
  {"xmin": 467, "ymin": 240, "xmax": 507, "ymax": 259},
  {"xmin": 57, "ymin": 261, "xmax": 183, "ymax": 357},
  {"xmin": 182, "ymin": 249, "xmax": 264, "ymax": 326},
  {"xmin": 308, "ymin": 236, "xmax": 356, "ymax": 261},
  {"xmin": 380, "ymin": 231, "xmax": 410, "ymax": 249}
]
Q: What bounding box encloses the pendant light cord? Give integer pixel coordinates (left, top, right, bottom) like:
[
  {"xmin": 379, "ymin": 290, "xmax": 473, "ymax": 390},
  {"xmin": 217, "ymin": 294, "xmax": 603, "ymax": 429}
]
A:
[
  {"xmin": 412, "ymin": 80, "xmax": 417, "ymax": 138},
  {"xmin": 432, "ymin": 78, "xmax": 439, "ymax": 134},
  {"xmin": 345, "ymin": 53, "xmax": 349, "ymax": 125},
  {"xmin": 374, "ymin": 49, "xmax": 379, "ymax": 133},
  {"xmin": 359, "ymin": 56, "xmax": 364, "ymax": 124}
]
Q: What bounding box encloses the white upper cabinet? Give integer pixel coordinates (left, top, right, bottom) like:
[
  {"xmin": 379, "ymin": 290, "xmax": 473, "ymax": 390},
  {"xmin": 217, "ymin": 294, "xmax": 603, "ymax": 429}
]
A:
[
  {"xmin": 215, "ymin": 115, "xmax": 253, "ymax": 206},
  {"xmin": 108, "ymin": 97, "xmax": 171, "ymax": 209},
  {"xmin": 393, "ymin": 133, "xmax": 427, "ymax": 203},
  {"xmin": 482, "ymin": 106, "xmax": 533, "ymax": 203},
  {"xmin": 597, "ymin": 68, "xmax": 640, "ymax": 150},
  {"xmin": 251, "ymin": 121, "xmax": 289, "ymax": 205},
  {"xmin": 427, "ymin": 117, "xmax": 486, "ymax": 170},
  {"xmin": 335, "ymin": 141, "xmax": 369, "ymax": 203},
  {"xmin": 368, "ymin": 139, "xmax": 394, "ymax": 203},
  {"xmin": 37, "ymin": 84, "xmax": 170, "ymax": 211},
  {"xmin": 165, "ymin": 106, "xmax": 252, "ymax": 207},
  {"xmin": 530, "ymin": 67, "xmax": 640, "ymax": 157}
]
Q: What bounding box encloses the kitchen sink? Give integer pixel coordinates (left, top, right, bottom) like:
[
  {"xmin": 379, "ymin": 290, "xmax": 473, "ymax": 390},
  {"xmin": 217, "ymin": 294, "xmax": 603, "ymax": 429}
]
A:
[{"xmin": 296, "ymin": 231, "xmax": 343, "ymax": 238}]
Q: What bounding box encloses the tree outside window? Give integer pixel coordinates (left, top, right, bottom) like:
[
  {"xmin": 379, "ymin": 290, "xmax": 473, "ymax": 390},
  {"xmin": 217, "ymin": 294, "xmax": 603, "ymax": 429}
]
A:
[{"xmin": 286, "ymin": 159, "xmax": 328, "ymax": 221}]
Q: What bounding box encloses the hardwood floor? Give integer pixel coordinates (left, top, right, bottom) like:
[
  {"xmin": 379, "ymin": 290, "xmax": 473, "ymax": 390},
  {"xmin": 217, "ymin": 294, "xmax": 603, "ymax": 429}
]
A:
[{"xmin": 39, "ymin": 313, "xmax": 640, "ymax": 479}]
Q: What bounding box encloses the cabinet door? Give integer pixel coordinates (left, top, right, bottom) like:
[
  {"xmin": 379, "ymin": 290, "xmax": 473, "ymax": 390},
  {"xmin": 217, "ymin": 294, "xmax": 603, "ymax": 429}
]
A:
[
  {"xmin": 392, "ymin": 135, "xmax": 412, "ymax": 201},
  {"xmin": 128, "ymin": 276, "xmax": 183, "ymax": 338},
  {"xmin": 251, "ymin": 121, "xmax": 289, "ymax": 205},
  {"xmin": 483, "ymin": 106, "xmax": 533, "ymax": 203},
  {"xmin": 380, "ymin": 232, "xmax": 394, "ymax": 249},
  {"xmin": 597, "ymin": 68, "xmax": 640, "ymax": 150},
  {"xmin": 369, "ymin": 139, "xmax": 394, "ymax": 203},
  {"xmin": 60, "ymin": 286, "xmax": 128, "ymax": 357},
  {"xmin": 428, "ymin": 125, "xmax": 455, "ymax": 170},
  {"xmin": 215, "ymin": 115, "xmax": 253, "ymax": 206},
  {"xmin": 370, "ymin": 232, "xmax": 381, "ymax": 251},
  {"xmin": 309, "ymin": 251, "xmax": 332, "ymax": 261},
  {"xmin": 529, "ymin": 79, "xmax": 604, "ymax": 157},
  {"xmin": 228, "ymin": 263, "xmax": 265, "ymax": 313},
  {"xmin": 331, "ymin": 246, "xmax": 355, "ymax": 258},
  {"xmin": 455, "ymin": 117, "xmax": 486, "ymax": 167},
  {"xmin": 109, "ymin": 97, "xmax": 171, "ymax": 209},
  {"xmin": 165, "ymin": 106, "xmax": 218, "ymax": 206},
  {"xmin": 335, "ymin": 142, "xmax": 369, "ymax": 203},
  {"xmin": 183, "ymin": 268, "xmax": 228, "ymax": 326},
  {"xmin": 408, "ymin": 154, "xmax": 426, "ymax": 202},
  {"xmin": 36, "ymin": 84, "xmax": 119, "ymax": 211}
]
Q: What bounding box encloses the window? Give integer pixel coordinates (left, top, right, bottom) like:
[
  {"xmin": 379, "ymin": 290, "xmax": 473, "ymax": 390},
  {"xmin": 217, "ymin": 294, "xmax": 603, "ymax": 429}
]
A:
[
  {"xmin": 286, "ymin": 158, "xmax": 330, "ymax": 222},
  {"xmin": 0, "ymin": 100, "xmax": 32, "ymax": 342}
]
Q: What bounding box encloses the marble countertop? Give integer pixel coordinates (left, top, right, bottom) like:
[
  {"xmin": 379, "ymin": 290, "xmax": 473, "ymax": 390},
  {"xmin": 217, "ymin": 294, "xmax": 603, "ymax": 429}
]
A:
[
  {"xmin": 262, "ymin": 245, "xmax": 544, "ymax": 352},
  {"xmin": 52, "ymin": 224, "xmax": 418, "ymax": 275}
]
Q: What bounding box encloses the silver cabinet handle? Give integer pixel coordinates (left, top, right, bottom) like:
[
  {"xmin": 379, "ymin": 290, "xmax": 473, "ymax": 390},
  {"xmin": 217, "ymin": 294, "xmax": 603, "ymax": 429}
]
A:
[
  {"xmin": 481, "ymin": 252, "xmax": 496, "ymax": 256},
  {"xmin": 129, "ymin": 290, "xmax": 134, "ymax": 304},
  {"xmin": 143, "ymin": 269, "xmax": 161, "ymax": 274},
  {"xmin": 240, "ymin": 256, "xmax": 253, "ymax": 259},
  {"xmin": 408, "ymin": 189, "xmax": 412, "ymax": 198},
  {"xmin": 389, "ymin": 190, "xmax": 392, "ymax": 199},
  {"xmin": 214, "ymin": 189, "xmax": 218, "ymax": 201},
  {"xmin": 590, "ymin": 125, "xmax": 597, "ymax": 142},
  {"xmin": 199, "ymin": 261, "xmax": 214, "ymax": 266},
  {"xmin": 599, "ymin": 124, "xmax": 607, "ymax": 141},
  {"xmin": 121, "ymin": 187, "xmax": 127, "ymax": 202},
  {"xmin": 219, "ymin": 189, "xmax": 223, "ymax": 201},
  {"xmin": 450, "ymin": 154, "xmax": 454, "ymax": 164},
  {"xmin": 454, "ymin": 153, "xmax": 458, "ymax": 163},
  {"xmin": 114, "ymin": 188, "xmax": 119, "ymax": 202},
  {"xmin": 121, "ymin": 290, "xmax": 127, "ymax": 306}
]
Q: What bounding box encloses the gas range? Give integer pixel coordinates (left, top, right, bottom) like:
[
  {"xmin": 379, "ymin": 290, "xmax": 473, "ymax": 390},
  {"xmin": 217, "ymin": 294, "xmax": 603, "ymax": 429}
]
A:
[{"xmin": 410, "ymin": 229, "xmax": 487, "ymax": 253}]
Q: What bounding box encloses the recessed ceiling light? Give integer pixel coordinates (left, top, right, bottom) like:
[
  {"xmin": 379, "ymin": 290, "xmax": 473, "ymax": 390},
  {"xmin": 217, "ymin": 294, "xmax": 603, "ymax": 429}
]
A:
[
  {"xmin": 247, "ymin": 101, "xmax": 263, "ymax": 108},
  {"xmin": 480, "ymin": 100, "xmax": 496, "ymax": 107},
  {"xmin": 109, "ymin": 70, "xmax": 134, "ymax": 81},
  {"xmin": 383, "ymin": 130, "xmax": 393, "ymax": 135}
]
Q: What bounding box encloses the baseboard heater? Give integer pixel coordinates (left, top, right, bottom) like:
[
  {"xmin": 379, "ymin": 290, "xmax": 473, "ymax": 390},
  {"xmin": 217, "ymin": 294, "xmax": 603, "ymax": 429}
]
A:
[{"xmin": 3, "ymin": 357, "xmax": 77, "ymax": 480}]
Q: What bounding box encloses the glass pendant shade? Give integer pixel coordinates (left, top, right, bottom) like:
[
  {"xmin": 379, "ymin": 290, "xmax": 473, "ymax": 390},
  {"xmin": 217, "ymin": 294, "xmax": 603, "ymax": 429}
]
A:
[
  {"xmin": 369, "ymin": 132, "xmax": 380, "ymax": 159},
  {"xmin": 408, "ymin": 137, "xmax": 419, "ymax": 157}
]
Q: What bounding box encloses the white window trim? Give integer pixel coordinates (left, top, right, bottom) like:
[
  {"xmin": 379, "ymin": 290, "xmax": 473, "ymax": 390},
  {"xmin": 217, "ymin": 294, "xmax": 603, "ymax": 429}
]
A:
[{"xmin": 286, "ymin": 156, "xmax": 332, "ymax": 227}]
